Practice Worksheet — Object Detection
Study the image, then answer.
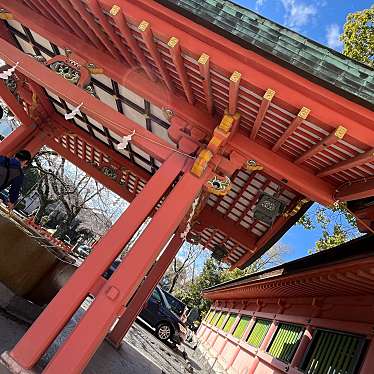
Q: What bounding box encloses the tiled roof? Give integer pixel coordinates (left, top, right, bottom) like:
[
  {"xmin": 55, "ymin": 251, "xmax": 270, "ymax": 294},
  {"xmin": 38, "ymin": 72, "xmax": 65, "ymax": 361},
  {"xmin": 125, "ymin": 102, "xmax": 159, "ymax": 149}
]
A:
[{"xmin": 155, "ymin": 0, "xmax": 374, "ymax": 108}]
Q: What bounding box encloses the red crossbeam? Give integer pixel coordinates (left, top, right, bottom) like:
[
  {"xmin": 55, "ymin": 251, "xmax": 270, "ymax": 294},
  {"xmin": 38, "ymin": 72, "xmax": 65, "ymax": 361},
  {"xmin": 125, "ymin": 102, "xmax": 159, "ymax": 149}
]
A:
[
  {"xmin": 336, "ymin": 178, "xmax": 374, "ymax": 201},
  {"xmin": 317, "ymin": 148, "xmax": 374, "ymax": 178}
]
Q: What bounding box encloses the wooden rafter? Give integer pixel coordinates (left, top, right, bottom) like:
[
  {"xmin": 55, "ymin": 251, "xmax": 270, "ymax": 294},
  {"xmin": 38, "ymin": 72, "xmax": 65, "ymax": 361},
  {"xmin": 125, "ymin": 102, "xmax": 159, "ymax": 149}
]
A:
[
  {"xmin": 272, "ymin": 107, "xmax": 311, "ymax": 152},
  {"xmin": 30, "ymin": 0, "xmax": 70, "ymax": 33},
  {"xmin": 317, "ymin": 148, "xmax": 374, "ymax": 178},
  {"xmin": 46, "ymin": 0, "xmax": 89, "ymax": 41},
  {"xmin": 198, "ymin": 53, "xmax": 214, "ymax": 114},
  {"xmin": 56, "ymin": 0, "xmax": 102, "ymax": 48},
  {"xmin": 168, "ymin": 37, "xmax": 194, "ymax": 104},
  {"xmin": 67, "ymin": 0, "xmax": 121, "ymax": 60},
  {"xmin": 87, "ymin": 0, "xmax": 135, "ymax": 66},
  {"xmin": 296, "ymin": 126, "xmax": 348, "ymax": 165},
  {"xmin": 138, "ymin": 20, "xmax": 174, "ymax": 92},
  {"xmin": 109, "ymin": 5, "xmax": 155, "ymax": 81},
  {"xmin": 228, "ymin": 71, "xmax": 241, "ymax": 115},
  {"xmin": 250, "ymin": 88, "xmax": 275, "ymax": 140}
]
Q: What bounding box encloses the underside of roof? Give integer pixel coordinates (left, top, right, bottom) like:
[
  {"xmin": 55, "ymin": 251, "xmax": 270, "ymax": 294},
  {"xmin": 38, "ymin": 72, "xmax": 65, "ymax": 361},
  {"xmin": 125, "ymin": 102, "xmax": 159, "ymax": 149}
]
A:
[
  {"xmin": 203, "ymin": 234, "xmax": 374, "ymax": 298},
  {"xmin": 155, "ymin": 0, "xmax": 374, "ymax": 109},
  {"xmin": 0, "ymin": 0, "xmax": 373, "ymax": 269}
]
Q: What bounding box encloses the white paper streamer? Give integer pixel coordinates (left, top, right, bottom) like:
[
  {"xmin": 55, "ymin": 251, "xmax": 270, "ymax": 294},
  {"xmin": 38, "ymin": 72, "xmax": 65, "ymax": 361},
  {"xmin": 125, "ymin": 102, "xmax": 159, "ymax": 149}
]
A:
[
  {"xmin": 65, "ymin": 102, "xmax": 83, "ymax": 120},
  {"xmin": 117, "ymin": 130, "xmax": 135, "ymax": 150}
]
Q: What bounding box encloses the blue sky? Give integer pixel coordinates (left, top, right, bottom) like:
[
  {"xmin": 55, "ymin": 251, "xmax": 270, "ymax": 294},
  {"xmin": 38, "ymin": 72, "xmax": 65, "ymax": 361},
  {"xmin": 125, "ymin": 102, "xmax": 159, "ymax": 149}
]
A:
[{"xmin": 234, "ymin": 0, "xmax": 372, "ymax": 51}]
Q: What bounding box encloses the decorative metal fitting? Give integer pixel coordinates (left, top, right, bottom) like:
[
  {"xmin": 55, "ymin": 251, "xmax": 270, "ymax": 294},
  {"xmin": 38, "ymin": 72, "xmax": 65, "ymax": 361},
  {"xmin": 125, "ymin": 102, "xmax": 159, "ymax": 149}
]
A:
[
  {"xmin": 334, "ymin": 125, "xmax": 347, "ymax": 139},
  {"xmin": 162, "ymin": 108, "xmax": 174, "ymax": 121},
  {"xmin": 101, "ymin": 166, "xmax": 117, "ymax": 180},
  {"xmin": 245, "ymin": 159, "xmax": 263, "ymax": 172},
  {"xmin": 205, "ymin": 175, "xmax": 231, "ymax": 196},
  {"xmin": 298, "ymin": 106, "xmax": 311, "ymax": 119},
  {"xmin": 110, "ymin": 5, "xmax": 121, "ymax": 16}
]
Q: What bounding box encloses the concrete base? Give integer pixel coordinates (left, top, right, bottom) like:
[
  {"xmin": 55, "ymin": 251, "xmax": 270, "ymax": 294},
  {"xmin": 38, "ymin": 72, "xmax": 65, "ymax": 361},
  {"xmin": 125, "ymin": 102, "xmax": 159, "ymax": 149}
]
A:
[
  {"xmin": 0, "ymin": 352, "xmax": 36, "ymax": 374},
  {"xmin": 194, "ymin": 343, "xmax": 227, "ymax": 374}
]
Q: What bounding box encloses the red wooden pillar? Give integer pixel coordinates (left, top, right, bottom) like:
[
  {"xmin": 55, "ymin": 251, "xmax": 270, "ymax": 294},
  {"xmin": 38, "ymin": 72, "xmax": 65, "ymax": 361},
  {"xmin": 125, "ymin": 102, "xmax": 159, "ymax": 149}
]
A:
[
  {"xmin": 360, "ymin": 338, "xmax": 374, "ymax": 374},
  {"xmin": 7, "ymin": 153, "xmax": 185, "ymax": 370},
  {"xmin": 41, "ymin": 165, "xmax": 205, "ymax": 374},
  {"xmin": 290, "ymin": 326, "xmax": 313, "ymax": 369},
  {"xmin": 0, "ymin": 124, "xmax": 37, "ymax": 156},
  {"xmin": 247, "ymin": 321, "xmax": 277, "ymax": 374},
  {"xmin": 107, "ymin": 234, "xmax": 184, "ymax": 347}
]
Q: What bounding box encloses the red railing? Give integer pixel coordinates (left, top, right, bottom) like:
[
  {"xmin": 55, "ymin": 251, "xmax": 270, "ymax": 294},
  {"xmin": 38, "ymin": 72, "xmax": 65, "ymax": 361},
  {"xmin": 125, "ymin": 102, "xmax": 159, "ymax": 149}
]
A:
[{"xmin": 24, "ymin": 217, "xmax": 72, "ymax": 253}]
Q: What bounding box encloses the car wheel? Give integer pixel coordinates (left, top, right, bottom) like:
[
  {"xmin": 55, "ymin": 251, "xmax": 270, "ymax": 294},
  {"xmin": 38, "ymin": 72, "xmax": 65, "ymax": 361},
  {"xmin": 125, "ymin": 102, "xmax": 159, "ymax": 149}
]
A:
[{"xmin": 156, "ymin": 323, "xmax": 172, "ymax": 341}]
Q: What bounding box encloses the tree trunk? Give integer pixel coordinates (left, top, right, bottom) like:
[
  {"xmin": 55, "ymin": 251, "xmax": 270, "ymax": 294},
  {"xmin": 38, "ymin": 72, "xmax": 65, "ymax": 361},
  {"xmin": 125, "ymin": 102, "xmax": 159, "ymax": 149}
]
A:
[
  {"xmin": 34, "ymin": 201, "xmax": 48, "ymax": 224},
  {"xmin": 168, "ymin": 273, "xmax": 180, "ymax": 294}
]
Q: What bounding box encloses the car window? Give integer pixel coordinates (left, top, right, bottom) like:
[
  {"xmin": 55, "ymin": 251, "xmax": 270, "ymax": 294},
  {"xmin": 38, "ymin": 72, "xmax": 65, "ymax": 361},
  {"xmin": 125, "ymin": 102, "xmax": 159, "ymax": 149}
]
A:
[{"xmin": 152, "ymin": 289, "xmax": 162, "ymax": 303}]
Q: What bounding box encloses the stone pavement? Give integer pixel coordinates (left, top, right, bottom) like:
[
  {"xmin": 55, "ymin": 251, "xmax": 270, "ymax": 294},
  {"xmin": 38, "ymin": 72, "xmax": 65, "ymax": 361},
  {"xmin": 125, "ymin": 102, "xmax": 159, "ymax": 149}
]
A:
[{"xmin": 0, "ymin": 306, "xmax": 210, "ymax": 374}]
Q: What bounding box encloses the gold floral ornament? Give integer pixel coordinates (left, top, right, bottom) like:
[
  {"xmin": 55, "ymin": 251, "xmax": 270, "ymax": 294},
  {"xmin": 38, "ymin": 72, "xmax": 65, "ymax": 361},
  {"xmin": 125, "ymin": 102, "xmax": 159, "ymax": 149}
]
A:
[
  {"xmin": 205, "ymin": 175, "xmax": 231, "ymax": 196},
  {"xmin": 245, "ymin": 159, "xmax": 263, "ymax": 172},
  {"xmin": 0, "ymin": 10, "xmax": 13, "ymax": 20}
]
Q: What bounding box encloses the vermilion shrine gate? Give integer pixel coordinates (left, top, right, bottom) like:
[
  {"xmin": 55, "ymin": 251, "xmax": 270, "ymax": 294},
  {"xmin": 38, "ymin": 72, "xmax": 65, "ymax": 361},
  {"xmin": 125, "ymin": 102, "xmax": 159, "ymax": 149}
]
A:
[{"xmin": 0, "ymin": 1, "xmax": 372, "ymax": 373}]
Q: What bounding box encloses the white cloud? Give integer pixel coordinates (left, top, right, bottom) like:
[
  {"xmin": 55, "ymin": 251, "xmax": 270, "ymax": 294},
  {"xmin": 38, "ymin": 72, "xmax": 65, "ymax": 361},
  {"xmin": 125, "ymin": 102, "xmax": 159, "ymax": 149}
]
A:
[
  {"xmin": 255, "ymin": 0, "xmax": 266, "ymax": 11},
  {"xmin": 281, "ymin": 0, "xmax": 317, "ymax": 31},
  {"xmin": 326, "ymin": 24, "xmax": 343, "ymax": 50}
]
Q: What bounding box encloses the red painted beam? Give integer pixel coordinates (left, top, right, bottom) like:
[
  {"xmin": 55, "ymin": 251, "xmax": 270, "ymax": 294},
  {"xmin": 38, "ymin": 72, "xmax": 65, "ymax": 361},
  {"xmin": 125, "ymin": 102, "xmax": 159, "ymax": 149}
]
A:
[
  {"xmin": 272, "ymin": 107, "xmax": 310, "ymax": 152},
  {"xmin": 115, "ymin": 0, "xmax": 374, "ymax": 147},
  {"xmin": 110, "ymin": 5, "xmax": 155, "ymax": 81},
  {"xmin": 0, "ymin": 38, "xmax": 174, "ymax": 162},
  {"xmin": 335, "ymin": 178, "xmax": 374, "ymax": 202},
  {"xmin": 232, "ymin": 133, "xmax": 335, "ymax": 205},
  {"xmin": 0, "ymin": 1, "xmax": 216, "ymax": 132},
  {"xmin": 138, "ymin": 20, "xmax": 174, "ymax": 92},
  {"xmin": 168, "ymin": 37, "xmax": 194, "ymax": 104},
  {"xmin": 250, "ymin": 89, "xmax": 274, "ymax": 140},
  {"xmin": 228, "ymin": 71, "xmax": 241, "ymax": 115},
  {"xmin": 0, "ymin": 81, "xmax": 33, "ymax": 126},
  {"xmin": 47, "ymin": 138, "xmax": 137, "ymax": 203},
  {"xmin": 295, "ymin": 126, "xmax": 347, "ymax": 165},
  {"xmin": 317, "ymin": 147, "xmax": 374, "ymax": 178},
  {"xmin": 87, "ymin": 0, "xmax": 135, "ymax": 66}
]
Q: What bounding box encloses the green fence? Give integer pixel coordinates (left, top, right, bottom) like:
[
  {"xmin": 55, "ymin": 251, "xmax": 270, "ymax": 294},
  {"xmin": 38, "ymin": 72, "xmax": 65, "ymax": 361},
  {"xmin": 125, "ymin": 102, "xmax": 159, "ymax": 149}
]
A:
[
  {"xmin": 216, "ymin": 312, "xmax": 228, "ymax": 329},
  {"xmin": 223, "ymin": 313, "xmax": 237, "ymax": 333},
  {"xmin": 301, "ymin": 329, "xmax": 366, "ymax": 374},
  {"xmin": 247, "ymin": 319, "xmax": 272, "ymax": 348},
  {"xmin": 232, "ymin": 315, "xmax": 251, "ymax": 339},
  {"xmin": 267, "ymin": 323, "xmax": 304, "ymax": 363}
]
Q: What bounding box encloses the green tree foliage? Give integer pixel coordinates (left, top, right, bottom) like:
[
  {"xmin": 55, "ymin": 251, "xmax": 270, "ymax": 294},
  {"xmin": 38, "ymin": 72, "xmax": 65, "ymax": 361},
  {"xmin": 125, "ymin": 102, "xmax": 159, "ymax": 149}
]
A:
[
  {"xmin": 173, "ymin": 244, "xmax": 289, "ymax": 317},
  {"xmin": 341, "ymin": 6, "xmax": 374, "ymax": 67},
  {"xmin": 298, "ymin": 203, "xmax": 358, "ymax": 253}
]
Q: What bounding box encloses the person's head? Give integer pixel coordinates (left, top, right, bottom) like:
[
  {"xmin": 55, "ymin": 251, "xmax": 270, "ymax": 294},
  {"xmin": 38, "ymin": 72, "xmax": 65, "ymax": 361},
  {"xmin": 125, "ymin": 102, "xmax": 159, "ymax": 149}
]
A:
[{"xmin": 15, "ymin": 149, "xmax": 32, "ymax": 169}]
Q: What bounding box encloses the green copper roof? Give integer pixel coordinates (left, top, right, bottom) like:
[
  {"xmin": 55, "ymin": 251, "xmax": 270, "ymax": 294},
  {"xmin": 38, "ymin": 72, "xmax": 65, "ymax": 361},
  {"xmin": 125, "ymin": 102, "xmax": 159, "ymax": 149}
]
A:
[{"xmin": 155, "ymin": 0, "xmax": 374, "ymax": 108}]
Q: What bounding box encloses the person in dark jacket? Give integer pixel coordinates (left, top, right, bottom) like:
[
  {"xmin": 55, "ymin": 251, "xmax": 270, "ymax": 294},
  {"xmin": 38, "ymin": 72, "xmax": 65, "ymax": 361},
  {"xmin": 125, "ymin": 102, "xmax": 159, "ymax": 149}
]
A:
[{"xmin": 0, "ymin": 150, "xmax": 32, "ymax": 211}]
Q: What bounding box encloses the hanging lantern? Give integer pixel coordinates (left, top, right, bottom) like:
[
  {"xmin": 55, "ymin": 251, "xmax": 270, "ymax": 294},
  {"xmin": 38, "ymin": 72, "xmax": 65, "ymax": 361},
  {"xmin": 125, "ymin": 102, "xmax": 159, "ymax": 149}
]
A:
[
  {"xmin": 211, "ymin": 244, "xmax": 228, "ymax": 262},
  {"xmin": 254, "ymin": 192, "xmax": 286, "ymax": 225}
]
